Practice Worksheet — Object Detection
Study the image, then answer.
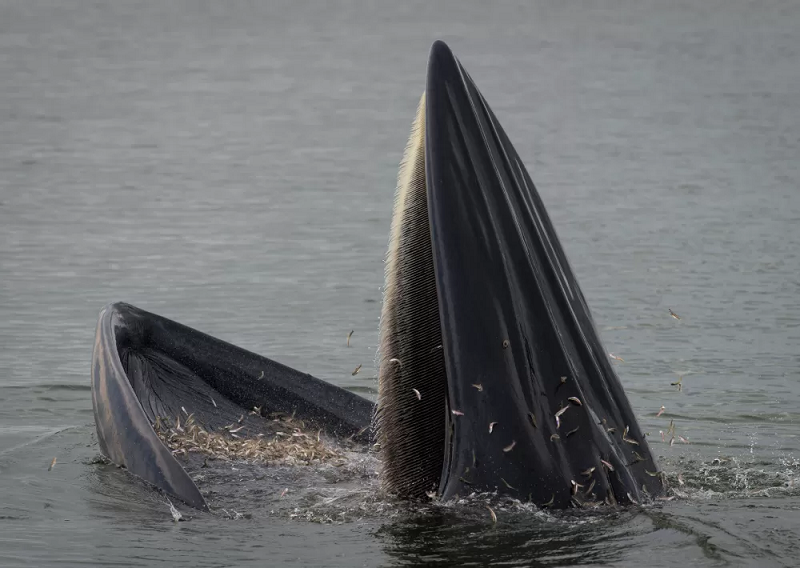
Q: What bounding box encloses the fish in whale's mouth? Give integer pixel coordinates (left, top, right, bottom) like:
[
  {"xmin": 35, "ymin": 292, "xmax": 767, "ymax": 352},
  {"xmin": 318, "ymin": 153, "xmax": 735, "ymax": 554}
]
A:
[{"xmin": 375, "ymin": 41, "xmax": 663, "ymax": 507}]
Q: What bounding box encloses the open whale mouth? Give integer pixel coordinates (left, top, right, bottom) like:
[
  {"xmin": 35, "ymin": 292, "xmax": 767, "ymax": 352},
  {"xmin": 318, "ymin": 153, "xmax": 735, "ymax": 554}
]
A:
[{"xmin": 90, "ymin": 40, "xmax": 663, "ymax": 512}]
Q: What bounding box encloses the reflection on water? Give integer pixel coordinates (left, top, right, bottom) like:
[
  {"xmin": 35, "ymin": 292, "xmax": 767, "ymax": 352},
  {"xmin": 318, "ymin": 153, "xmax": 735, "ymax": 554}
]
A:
[{"xmin": 2, "ymin": 0, "xmax": 799, "ymax": 566}]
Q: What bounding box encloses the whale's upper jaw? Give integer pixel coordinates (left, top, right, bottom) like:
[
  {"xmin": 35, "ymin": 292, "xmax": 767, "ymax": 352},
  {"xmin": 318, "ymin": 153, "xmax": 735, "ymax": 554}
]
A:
[{"xmin": 377, "ymin": 40, "xmax": 664, "ymax": 507}]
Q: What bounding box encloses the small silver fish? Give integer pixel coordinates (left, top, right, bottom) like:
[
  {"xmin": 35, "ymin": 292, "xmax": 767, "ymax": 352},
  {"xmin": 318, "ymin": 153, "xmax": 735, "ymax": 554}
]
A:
[
  {"xmin": 622, "ymin": 426, "xmax": 640, "ymax": 445},
  {"xmin": 503, "ymin": 440, "xmax": 516, "ymax": 452},
  {"xmin": 168, "ymin": 499, "xmax": 182, "ymax": 522},
  {"xmin": 412, "ymin": 388, "xmax": 421, "ymax": 400},
  {"xmin": 489, "ymin": 421, "xmax": 499, "ymax": 434},
  {"xmin": 555, "ymin": 405, "xmax": 570, "ymax": 429},
  {"xmin": 500, "ymin": 477, "xmax": 516, "ymax": 490}
]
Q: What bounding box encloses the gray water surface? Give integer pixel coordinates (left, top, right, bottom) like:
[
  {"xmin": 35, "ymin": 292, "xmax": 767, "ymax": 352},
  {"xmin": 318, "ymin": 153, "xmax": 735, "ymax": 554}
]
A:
[{"xmin": 2, "ymin": 1, "xmax": 799, "ymax": 566}]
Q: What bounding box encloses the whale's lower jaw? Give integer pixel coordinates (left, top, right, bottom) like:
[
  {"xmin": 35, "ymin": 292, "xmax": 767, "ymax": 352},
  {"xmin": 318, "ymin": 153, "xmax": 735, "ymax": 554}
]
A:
[{"xmin": 375, "ymin": 40, "xmax": 664, "ymax": 507}]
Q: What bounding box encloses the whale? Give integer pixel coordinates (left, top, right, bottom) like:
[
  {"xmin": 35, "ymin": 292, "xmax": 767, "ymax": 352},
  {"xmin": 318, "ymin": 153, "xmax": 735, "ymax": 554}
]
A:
[{"xmin": 90, "ymin": 40, "xmax": 664, "ymax": 512}]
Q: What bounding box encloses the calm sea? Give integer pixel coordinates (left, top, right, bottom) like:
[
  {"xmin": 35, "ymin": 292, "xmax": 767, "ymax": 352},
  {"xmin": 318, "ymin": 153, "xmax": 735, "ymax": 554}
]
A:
[{"xmin": 1, "ymin": 1, "xmax": 799, "ymax": 566}]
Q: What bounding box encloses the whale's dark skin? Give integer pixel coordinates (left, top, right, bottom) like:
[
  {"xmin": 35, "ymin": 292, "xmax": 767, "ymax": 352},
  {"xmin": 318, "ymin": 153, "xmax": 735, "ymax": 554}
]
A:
[
  {"xmin": 423, "ymin": 41, "xmax": 661, "ymax": 506},
  {"xmin": 90, "ymin": 41, "xmax": 663, "ymax": 511}
]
